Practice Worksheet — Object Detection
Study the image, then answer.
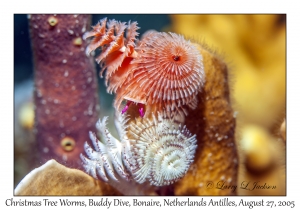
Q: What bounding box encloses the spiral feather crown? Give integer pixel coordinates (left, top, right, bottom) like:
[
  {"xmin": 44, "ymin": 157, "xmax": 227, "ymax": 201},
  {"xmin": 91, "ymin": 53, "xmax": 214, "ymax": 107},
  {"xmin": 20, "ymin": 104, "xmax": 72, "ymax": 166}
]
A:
[
  {"xmin": 118, "ymin": 32, "xmax": 204, "ymax": 116},
  {"xmin": 128, "ymin": 114, "xmax": 197, "ymax": 186},
  {"xmin": 80, "ymin": 113, "xmax": 197, "ymax": 186},
  {"xmin": 84, "ymin": 18, "xmax": 205, "ymax": 118}
]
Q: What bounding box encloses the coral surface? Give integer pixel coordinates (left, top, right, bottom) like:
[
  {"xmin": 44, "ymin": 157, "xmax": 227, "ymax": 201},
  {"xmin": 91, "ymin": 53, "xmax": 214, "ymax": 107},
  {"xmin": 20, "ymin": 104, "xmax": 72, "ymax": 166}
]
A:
[{"xmin": 29, "ymin": 14, "xmax": 100, "ymax": 169}]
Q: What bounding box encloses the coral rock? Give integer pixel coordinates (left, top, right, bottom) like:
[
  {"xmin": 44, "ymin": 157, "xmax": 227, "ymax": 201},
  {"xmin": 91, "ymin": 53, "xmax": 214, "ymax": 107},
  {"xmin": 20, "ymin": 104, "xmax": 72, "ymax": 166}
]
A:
[{"xmin": 15, "ymin": 159, "xmax": 121, "ymax": 195}]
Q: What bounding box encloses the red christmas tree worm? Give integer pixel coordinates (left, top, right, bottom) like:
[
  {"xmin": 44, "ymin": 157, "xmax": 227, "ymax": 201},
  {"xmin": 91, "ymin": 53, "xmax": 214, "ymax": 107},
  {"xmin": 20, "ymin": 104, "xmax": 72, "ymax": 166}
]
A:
[{"xmin": 84, "ymin": 18, "xmax": 205, "ymax": 119}]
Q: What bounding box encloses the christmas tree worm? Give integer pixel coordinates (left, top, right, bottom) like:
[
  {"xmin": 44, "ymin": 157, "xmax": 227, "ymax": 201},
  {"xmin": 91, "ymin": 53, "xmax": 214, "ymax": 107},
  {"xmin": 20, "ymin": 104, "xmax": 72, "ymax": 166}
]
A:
[{"xmin": 81, "ymin": 18, "xmax": 238, "ymax": 195}]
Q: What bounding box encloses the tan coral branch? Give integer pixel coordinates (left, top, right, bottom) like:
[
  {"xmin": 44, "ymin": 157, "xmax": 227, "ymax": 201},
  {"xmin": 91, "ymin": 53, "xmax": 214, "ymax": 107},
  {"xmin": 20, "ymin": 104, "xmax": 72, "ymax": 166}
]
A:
[{"xmin": 174, "ymin": 45, "xmax": 238, "ymax": 195}]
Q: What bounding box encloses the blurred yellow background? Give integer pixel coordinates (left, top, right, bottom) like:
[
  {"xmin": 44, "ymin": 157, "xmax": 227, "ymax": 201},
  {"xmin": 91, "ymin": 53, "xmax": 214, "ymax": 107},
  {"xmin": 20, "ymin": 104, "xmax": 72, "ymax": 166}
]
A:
[{"xmin": 168, "ymin": 14, "xmax": 286, "ymax": 195}]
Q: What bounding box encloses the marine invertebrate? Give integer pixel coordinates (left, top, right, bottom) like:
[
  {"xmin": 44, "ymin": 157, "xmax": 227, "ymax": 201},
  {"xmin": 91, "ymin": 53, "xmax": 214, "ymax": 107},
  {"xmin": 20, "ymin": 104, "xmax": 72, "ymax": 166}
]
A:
[
  {"xmin": 80, "ymin": 111, "xmax": 197, "ymax": 192},
  {"xmin": 83, "ymin": 17, "xmax": 139, "ymax": 92},
  {"xmin": 118, "ymin": 31, "xmax": 204, "ymax": 118},
  {"xmin": 128, "ymin": 113, "xmax": 197, "ymax": 186},
  {"xmin": 84, "ymin": 18, "xmax": 205, "ymax": 118},
  {"xmin": 29, "ymin": 14, "xmax": 100, "ymax": 169}
]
